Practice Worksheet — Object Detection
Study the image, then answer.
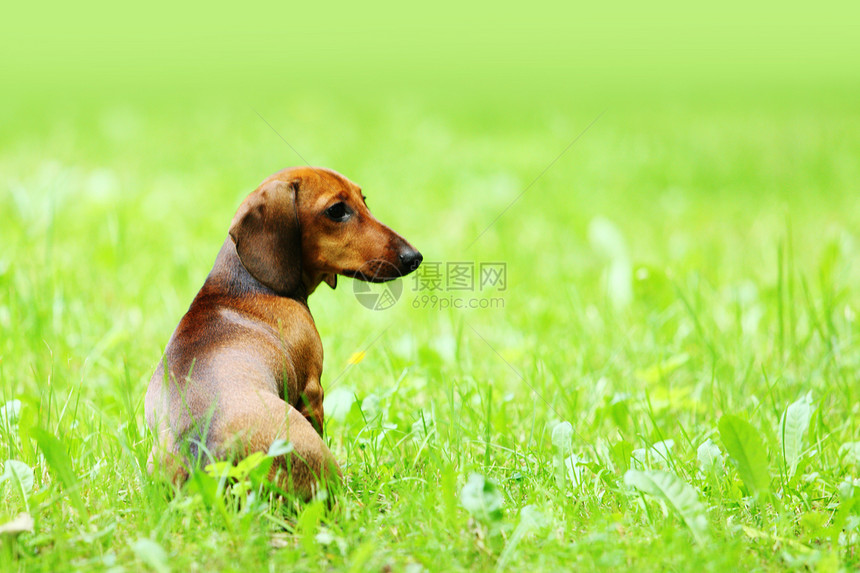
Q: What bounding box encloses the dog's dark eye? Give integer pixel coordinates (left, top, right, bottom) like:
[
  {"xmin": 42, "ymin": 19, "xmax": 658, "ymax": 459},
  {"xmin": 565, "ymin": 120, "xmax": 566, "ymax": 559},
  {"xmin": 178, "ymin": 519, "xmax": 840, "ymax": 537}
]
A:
[{"xmin": 325, "ymin": 202, "xmax": 350, "ymax": 222}]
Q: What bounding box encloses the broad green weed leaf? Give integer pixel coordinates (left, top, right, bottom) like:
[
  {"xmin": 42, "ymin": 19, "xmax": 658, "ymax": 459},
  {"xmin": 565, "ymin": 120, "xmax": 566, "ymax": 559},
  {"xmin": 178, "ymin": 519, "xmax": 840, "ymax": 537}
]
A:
[
  {"xmin": 267, "ymin": 439, "xmax": 294, "ymax": 457},
  {"xmin": 496, "ymin": 505, "xmax": 547, "ymax": 570},
  {"xmin": 130, "ymin": 538, "xmax": 169, "ymax": 573},
  {"xmin": 33, "ymin": 429, "xmax": 88, "ymax": 517},
  {"xmin": 564, "ymin": 454, "xmax": 586, "ymax": 486},
  {"xmin": 624, "ymin": 469, "xmax": 709, "ymax": 545},
  {"xmin": 207, "ymin": 452, "xmax": 270, "ymax": 480},
  {"xmin": 610, "ymin": 440, "xmax": 634, "ymax": 473},
  {"xmin": 588, "ymin": 217, "xmax": 632, "ymax": 308},
  {"xmin": 828, "ymin": 478, "xmax": 859, "ymax": 543},
  {"xmin": 780, "ymin": 393, "xmax": 814, "ymax": 478},
  {"xmin": 719, "ymin": 415, "xmax": 770, "ymax": 496},
  {"xmin": 606, "ymin": 393, "xmax": 632, "ymax": 429},
  {"xmin": 460, "ymin": 473, "xmax": 503, "ymax": 523},
  {"xmin": 1, "ymin": 460, "xmax": 34, "ymax": 508},
  {"xmin": 16, "ymin": 403, "xmax": 37, "ymax": 461},
  {"xmin": 606, "ymin": 260, "xmax": 633, "ymax": 309},
  {"xmin": 552, "ymin": 421, "xmax": 574, "ymax": 488},
  {"xmin": 837, "ymin": 477, "xmax": 856, "ymax": 501},
  {"xmin": 186, "ymin": 468, "xmax": 222, "ymax": 507},
  {"xmin": 205, "ymin": 461, "xmax": 232, "ymax": 479},
  {"xmin": 518, "ymin": 505, "xmax": 546, "ymax": 531},
  {"xmin": 323, "ymin": 387, "xmax": 356, "ymax": 422},
  {"xmin": 551, "ymin": 421, "xmax": 573, "ymax": 452},
  {"xmin": 651, "ymin": 439, "xmax": 674, "ymax": 461},
  {"xmin": 0, "ymin": 399, "xmax": 21, "ymax": 429},
  {"xmin": 233, "ymin": 452, "xmax": 267, "ymax": 477},
  {"xmin": 632, "ymin": 439, "xmax": 675, "ymax": 469},
  {"xmin": 246, "ymin": 457, "xmax": 274, "ymax": 487},
  {"xmin": 205, "ymin": 450, "xmax": 275, "ymax": 499},
  {"xmin": 361, "ymin": 394, "xmax": 381, "ymax": 420},
  {"xmin": 697, "ymin": 439, "xmax": 725, "ymax": 475}
]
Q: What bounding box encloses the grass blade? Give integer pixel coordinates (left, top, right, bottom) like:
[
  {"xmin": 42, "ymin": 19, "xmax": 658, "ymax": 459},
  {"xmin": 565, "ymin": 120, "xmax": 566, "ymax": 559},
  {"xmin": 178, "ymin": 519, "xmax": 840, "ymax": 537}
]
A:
[{"xmin": 33, "ymin": 429, "xmax": 88, "ymax": 518}]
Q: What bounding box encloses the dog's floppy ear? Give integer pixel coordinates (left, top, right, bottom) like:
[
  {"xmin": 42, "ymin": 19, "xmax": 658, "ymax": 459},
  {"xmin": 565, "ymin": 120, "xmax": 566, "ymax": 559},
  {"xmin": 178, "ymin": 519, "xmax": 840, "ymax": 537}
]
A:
[{"xmin": 229, "ymin": 179, "xmax": 302, "ymax": 295}]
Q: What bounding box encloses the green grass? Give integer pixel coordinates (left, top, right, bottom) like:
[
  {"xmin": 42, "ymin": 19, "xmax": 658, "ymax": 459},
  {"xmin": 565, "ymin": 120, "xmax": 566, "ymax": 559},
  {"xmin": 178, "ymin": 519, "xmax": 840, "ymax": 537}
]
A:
[{"xmin": 1, "ymin": 88, "xmax": 859, "ymax": 571}]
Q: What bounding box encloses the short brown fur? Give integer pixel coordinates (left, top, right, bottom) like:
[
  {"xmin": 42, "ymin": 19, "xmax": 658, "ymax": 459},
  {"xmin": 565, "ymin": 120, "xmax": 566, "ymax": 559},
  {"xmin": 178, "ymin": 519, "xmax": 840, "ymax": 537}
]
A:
[{"xmin": 145, "ymin": 167, "xmax": 422, "ymax": 499}]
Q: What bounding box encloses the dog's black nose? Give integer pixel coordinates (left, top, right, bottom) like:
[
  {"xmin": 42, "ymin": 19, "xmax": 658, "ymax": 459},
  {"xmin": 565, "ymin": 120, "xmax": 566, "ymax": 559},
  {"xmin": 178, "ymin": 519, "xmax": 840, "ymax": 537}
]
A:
[{"xmin": 399, "ymin": 248, "xmax": 423, "ymax": 272}]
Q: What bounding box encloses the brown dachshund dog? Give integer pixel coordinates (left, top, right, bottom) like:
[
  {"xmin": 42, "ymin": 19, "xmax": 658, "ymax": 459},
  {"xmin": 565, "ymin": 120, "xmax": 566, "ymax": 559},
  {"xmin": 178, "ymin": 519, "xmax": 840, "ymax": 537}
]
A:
[{"xmin": 145, "ymin": 167, "xmax": 422, "ymax": 499}]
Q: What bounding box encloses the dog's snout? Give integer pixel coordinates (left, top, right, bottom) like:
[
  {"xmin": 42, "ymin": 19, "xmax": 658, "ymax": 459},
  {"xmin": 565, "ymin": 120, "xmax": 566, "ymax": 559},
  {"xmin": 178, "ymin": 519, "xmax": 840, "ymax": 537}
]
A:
[{"xmin": 398, "ymin": 248, "xmax": 423, "ymax": 272}]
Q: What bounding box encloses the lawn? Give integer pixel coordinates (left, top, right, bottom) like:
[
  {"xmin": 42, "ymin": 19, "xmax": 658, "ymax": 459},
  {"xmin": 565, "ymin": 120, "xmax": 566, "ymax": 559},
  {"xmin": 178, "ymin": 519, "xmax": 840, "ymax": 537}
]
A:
[{"xmin": 2, "ymin": 6, "xmax": 860, "ymax": 571}]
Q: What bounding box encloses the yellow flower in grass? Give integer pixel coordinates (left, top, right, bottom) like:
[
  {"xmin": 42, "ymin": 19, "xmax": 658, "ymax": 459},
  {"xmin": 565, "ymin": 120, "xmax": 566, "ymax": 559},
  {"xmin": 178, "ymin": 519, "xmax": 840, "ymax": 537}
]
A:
[{"xmin": 348, "ymin": 351, "xmax": 366, "ymax": 365}]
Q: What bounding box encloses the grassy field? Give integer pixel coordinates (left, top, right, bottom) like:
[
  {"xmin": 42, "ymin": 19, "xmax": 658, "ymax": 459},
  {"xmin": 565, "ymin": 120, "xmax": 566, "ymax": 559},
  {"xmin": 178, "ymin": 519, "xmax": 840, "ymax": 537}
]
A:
[{"xmin": 2, "ymin": 5, "xmax": 860, "ymax": 571}]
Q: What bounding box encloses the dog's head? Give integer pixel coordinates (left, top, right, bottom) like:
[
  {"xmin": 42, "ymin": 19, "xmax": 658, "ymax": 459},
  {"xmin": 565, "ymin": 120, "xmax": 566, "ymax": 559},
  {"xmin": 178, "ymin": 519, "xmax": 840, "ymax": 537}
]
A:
[{"xmin": 229, "ymin": 167, "xmax": 422, "ymax": 296}]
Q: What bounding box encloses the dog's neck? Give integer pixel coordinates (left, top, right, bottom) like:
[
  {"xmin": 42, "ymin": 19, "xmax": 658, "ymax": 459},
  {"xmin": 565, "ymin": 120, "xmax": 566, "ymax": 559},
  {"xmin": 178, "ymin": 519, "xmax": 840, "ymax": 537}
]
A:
[{"xmin": 202, "ymin": 238, "xmax": 322, "ymax": 303}]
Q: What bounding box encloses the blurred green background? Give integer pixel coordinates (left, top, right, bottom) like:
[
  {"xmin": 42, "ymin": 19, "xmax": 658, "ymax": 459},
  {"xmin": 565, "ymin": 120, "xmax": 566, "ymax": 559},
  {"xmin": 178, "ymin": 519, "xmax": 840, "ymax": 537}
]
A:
[
  {"xmin": 4, "ymin": 1, "xmax": 860, "ymax": 90},
  {"xmin": 3, "ymin": 0, "xmax": 859, "ymax": 363},
  {"xmin": 4, "ymin": 1, "xmax": 860, "ymax": 105},
  {"xmin": 2, "ymin": 2, "xmax": 860, "ymax": 570}
]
